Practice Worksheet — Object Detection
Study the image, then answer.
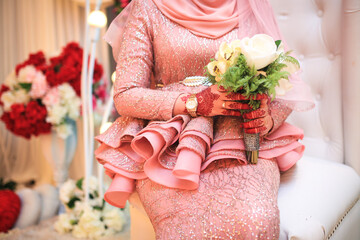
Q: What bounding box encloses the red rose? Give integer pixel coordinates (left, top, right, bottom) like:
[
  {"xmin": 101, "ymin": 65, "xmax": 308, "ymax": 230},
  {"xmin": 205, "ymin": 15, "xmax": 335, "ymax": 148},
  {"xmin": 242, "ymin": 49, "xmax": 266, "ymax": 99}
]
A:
[
  {"xmin": 0, "ymin": 84, "xmax": 10, "ymax": 106},
  {"xmin": 15, "ymin": 51, "xmax": 46, "ymax": 75}
]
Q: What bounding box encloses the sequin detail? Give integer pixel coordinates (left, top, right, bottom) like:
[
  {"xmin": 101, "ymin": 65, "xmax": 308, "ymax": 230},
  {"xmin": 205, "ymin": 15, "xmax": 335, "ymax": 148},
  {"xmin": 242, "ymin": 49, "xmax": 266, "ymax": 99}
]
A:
[{"xmin": 136, "ymin": 159, "xmax": 280, "ymax": 239}]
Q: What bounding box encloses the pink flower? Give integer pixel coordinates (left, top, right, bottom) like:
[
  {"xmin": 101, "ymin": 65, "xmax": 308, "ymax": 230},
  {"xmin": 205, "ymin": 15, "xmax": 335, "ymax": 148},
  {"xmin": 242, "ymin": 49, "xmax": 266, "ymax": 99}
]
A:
[
  {"xmin": 94, "ymin": 85, "xmax": 107, "ymax": 102},
  {"xmin": 43, "ymin": 87, "xmax": 60, "ymax": 106},
  {"xmin": 30, "ymin": 71, "xmax": 49, "ymax": 98}
]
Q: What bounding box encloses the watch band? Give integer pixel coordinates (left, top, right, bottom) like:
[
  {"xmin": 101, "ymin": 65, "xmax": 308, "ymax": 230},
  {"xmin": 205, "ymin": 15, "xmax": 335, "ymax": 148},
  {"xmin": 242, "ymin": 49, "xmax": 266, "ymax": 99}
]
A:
[{"xmin": 186, "ymin": 94, "xmax": 198, "ymax": 118}]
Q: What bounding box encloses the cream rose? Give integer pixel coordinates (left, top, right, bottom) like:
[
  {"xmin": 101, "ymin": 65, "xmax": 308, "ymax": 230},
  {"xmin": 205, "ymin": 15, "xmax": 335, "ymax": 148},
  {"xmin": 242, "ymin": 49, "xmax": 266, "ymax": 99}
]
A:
[
  {"xmin": 240, "ymin": 34, "xmax": 282, "ymax": 70},
  {"xmin": 4, "ymin": 72, "xmax": 17, "ymax": 90}
]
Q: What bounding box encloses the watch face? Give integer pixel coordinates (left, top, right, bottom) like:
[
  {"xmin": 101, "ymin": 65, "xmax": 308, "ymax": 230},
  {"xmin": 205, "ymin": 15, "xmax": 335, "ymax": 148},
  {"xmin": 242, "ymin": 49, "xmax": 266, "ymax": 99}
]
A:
[{"xmin": 186, "ymin": 100, "xmax": 196, "ymax": 109}]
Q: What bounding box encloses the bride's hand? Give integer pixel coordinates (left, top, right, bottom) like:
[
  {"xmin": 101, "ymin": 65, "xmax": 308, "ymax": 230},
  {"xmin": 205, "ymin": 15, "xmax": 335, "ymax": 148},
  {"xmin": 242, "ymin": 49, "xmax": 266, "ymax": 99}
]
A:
[
  {"xmin": 194, "ymin": 85, "xmax": 267, "ymax": 117},
  {"xmin": 241, "ymin": 98, "xmax": 274, "ymax": 136}
]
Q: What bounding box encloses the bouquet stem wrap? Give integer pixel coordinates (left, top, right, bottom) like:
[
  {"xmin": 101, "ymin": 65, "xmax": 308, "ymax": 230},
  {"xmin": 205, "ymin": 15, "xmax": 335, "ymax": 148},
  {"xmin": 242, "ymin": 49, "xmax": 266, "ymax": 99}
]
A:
[{"xmin": 243, "ymin": 115, "xmax": 259, "ymax": 164}]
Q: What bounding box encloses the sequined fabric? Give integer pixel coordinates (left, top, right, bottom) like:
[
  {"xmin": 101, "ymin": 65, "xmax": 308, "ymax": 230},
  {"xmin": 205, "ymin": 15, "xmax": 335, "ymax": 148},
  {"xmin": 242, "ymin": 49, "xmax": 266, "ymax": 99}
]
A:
[
  {"xmin": 96, "ymin": 0, "xmax": 305, "ymax": 239},
  {"xmin": 136, "ymin": 158, "xmax": 280, "ymax": 239}
]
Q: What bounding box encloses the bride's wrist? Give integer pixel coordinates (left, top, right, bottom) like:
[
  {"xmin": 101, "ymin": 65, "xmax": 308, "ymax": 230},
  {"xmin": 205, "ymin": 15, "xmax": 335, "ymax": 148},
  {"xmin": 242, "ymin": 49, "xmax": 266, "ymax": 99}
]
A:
[{"xmin": 173, "ymin": 93, "xmax": 190, "ymax": 116}]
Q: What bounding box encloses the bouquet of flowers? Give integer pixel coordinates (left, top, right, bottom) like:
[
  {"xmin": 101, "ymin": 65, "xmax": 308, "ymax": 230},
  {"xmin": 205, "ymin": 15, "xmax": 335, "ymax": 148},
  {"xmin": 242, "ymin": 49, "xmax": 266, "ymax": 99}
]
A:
[
  {"xmin": 55, "ymin": 177, "xmax": 126, "ymax": 239},
  {"xmin": 0, "ymin": 42, "xmax": 107, "ymax": 139},
  {"xmin": 206, "ymin": 34, "xmax": 299, "ymax": 164}
]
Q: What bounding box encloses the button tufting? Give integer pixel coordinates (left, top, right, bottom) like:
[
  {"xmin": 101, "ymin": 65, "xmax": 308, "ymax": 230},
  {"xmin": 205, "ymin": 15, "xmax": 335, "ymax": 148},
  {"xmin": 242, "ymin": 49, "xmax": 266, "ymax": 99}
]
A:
[
  {"xmin": 316, "ymin": 94, "xmax": 321, "ymax": 101},
  {"xmin": 317, "ymin": 10, "xmax": 324, "ymax": 17},
  {"xmin": 329, "ymin": 54, "xmax": 335, "ymax": 60},
  {"xmin": 299, "ymin": 54, "xmax": 305, "ymax": 60}
]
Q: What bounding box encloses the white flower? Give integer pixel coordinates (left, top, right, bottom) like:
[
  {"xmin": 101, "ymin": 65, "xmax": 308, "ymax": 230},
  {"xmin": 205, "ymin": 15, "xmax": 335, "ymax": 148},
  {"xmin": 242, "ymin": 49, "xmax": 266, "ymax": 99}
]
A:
[
  {"xmin": 14, "ymin": 89, "xmax": 31, "ymax": 104},
  {"xmin": 55, "ymin": 123, "xmax": 73, "ymax": 139},
  {"xmin": 88, "ymin": 176, "xmax": 99, "ymax": 193},
  {"xmin": 1, "ymin": 91, "xmax": 16, "ymax": 111},
  {"xmin": 4, "ymin": 72, "xmax": 17, "ymax": 89},
  {"xmin": 67, "ymin": 97, "xmax": 81, "ymax": 120},
  {"xmin": 54, "ymin": 213, "xmax": 75, "ymax": 234},
  {"xmin": 59, "ymin": 179, "xmax": 76, "ymax": 204},
  {"xmin": 72, "ymin": 224, "xmax": 88, "ymax": 238},
  {"xmin": 73, "ymin": 201, "xmax": 86, "ymax": 217},
  {"xmin": 76, "ymin": 205, "xmax": 105, "ymax": 239},
  {"xmin": 239, "ymin": 34, "xmax": 282, "ymax": 70},
  {"xmin": 275, "ymin": 78, "xmax": 293, "ymax": 96},
  {"xmin": 46, "ymin": 104, "xmax": 67, "ymax": 124},
  {"xmin": 58, "ymin": 83, "xmax": 76, "ymax": 100},
  {"xmin": 102, "ymin": 204, "xmax": 125, "ymax": 232},
  {"xmin": 1, "ymin": 89, "xmax": 31, "ymax": 111},
  {"xmin": 18, "ymin": 65, "xmax": 37, "ymax": 83}
]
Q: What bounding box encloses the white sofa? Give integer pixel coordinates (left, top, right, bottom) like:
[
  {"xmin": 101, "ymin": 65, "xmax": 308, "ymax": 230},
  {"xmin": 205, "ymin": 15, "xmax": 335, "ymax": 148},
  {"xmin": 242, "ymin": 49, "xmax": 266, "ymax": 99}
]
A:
[{"xmin": 129, "ymin": 0, "xmax": 360, "ymax": 239}]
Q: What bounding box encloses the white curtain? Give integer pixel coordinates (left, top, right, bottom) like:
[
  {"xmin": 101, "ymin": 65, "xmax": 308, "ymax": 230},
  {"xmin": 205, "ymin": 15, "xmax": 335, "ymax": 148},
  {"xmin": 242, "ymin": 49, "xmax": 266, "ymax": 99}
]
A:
[{"xmin": 0, "ymin": 0, "xmax": 111, "ymax": 187}]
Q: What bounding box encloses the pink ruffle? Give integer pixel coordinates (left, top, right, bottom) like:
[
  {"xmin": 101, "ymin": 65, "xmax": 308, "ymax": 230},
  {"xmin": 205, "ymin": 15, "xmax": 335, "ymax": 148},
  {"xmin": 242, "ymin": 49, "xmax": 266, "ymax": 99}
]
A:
[{"xmin": 95, "ymin": 115, "xmax": 305, "ymax": 208}]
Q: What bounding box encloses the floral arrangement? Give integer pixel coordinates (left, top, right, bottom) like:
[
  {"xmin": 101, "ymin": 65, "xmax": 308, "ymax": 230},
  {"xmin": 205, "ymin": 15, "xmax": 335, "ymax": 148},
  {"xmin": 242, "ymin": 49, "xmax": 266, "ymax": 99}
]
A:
[
  {"xmin": 206, "ymin": 34, "xmax": 299, "ymax": 163},
  {"xmin": 55, "ymin": 177, "xmax": 126, "ymax": 239},
  {"xmin": 0, "ymin": 42, "xmax": 107, "ymax": 139},
  {"xmin": 207, "ymin": 34, "xmax": 299, "ymax": 107}
]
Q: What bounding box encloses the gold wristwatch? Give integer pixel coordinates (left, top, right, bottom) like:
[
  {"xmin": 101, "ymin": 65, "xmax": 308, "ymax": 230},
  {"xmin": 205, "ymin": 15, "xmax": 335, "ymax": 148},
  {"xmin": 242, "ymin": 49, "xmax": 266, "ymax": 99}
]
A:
[{"xmin": 185, "ymin": 94, "xmax": 198, "ymax": 118}]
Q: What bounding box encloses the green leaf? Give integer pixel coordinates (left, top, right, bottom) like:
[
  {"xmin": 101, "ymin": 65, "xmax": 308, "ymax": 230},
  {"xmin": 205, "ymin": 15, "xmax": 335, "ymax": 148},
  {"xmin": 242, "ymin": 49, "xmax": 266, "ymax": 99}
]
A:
[
  {"xmin": 70, "ymin": 219, "xmax": 79, "ymax": 225},
  {"xmin": 93, "ymin": 205, "xmax": 103, "ymax": 211},
  {"xmin": 76, "ymin": 178, "xmax": 83, "ymax": 190},
  {"xmin": 275, "ymin": 40, "xmax": 282, "ymax": 49},
  {"xmin": 0, "ymin": 178, "xmax": 17, "ymax": 191},
  {"xmin": 67, "ymin": 196, "xmax": 80, "ymax": 209},
  {"xmin": 19, "ymin": 83, "xmax": 32, "ymax": 91}
]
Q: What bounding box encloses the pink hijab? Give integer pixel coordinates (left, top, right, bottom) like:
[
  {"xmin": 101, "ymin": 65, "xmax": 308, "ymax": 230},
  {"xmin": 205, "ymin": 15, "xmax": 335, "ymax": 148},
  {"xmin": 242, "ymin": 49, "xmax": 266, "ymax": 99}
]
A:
[{"xmin": 105, "ymin": 0, "xmax": 285, "ymax": 60}]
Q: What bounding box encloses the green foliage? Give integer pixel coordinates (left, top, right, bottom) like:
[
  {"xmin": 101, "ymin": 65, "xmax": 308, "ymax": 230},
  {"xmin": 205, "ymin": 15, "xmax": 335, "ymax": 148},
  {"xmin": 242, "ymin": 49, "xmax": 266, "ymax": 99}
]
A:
[
  {"xmin": 67, "ymin": 196, "xmax": 80, "ymax": 209},
  {"xmin": 0, "ymin": 178, "xmax": 17, "ymax": 191},
  {"xmin": 76, "ymin": 178, "xmax": 83, "ymax": 190},
  {"xmin": 275, "ymin": 40, "xmax": 282, "ymax": 49},
  {"xmin": 19, "ymin": 83, "xmax": 32, "ymax": 91},
  {"xmin": 207, "ymin": 51, "xmax": 299, "ymax": 110}
]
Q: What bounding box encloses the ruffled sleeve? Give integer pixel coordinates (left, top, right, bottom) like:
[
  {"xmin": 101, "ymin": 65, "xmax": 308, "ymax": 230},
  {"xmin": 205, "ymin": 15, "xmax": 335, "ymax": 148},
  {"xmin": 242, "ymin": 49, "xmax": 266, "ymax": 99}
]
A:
[{"xmin": 113, "ymin": 0, "xmax": 184, "ymax": 121}]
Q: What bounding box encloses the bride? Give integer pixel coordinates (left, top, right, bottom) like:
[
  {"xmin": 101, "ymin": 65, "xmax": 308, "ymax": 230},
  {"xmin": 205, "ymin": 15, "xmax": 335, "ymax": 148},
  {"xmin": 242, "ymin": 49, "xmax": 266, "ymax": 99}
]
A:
[{"xmin": 95, "ymin": 0, "xmax": 313, "ymax": 238}]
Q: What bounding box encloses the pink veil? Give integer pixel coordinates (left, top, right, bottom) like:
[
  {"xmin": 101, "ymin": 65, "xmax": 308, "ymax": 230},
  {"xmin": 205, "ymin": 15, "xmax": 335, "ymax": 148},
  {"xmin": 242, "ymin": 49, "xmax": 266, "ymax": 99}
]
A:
[{"xmin": 104, "ymin": 0, "xmax": 314, "ymax": 111}]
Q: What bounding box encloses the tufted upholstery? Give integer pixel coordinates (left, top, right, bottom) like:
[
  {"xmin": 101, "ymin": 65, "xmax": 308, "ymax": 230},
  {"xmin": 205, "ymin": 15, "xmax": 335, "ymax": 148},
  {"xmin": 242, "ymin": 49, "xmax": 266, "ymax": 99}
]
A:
[
  {"xmin": 270, "ymin": 0, "xmax": 360, "ymax": 173},
  {"xmin": 129, "ymin": 0, "xmax": 360, "ymax": 239},
  {"xmin": 270, "ymin": 0, "xmax": 360, "ymax": 239}
]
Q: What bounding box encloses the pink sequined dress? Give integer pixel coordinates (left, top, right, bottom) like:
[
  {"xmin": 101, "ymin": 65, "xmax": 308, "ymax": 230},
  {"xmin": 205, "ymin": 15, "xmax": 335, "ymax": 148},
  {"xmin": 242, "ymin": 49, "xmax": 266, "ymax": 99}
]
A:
[{"xmin": 95, "ymin": 0, "xmax": 313, "ymax": 239}]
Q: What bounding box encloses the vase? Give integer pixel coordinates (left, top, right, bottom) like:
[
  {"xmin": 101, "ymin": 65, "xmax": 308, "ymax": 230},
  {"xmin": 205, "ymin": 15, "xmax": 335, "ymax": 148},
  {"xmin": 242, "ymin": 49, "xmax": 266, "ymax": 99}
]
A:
[{"xmin": 39, "ymin": 120, "xmax": 77, "ymax": 186}]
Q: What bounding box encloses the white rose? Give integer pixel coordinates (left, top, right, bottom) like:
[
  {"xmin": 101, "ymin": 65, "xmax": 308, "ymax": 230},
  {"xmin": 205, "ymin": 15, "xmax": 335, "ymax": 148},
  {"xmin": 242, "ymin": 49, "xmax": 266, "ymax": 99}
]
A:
[
  {"xmin": 55, "ymin": 123, "xmax": 73, "ymax": 139},
  {"xmin": 240, "ymin": 34, "xmax": 281, "ymax": 70},
  {"xmin": 54, "ymin": 213, "xmax": 75, "ymax": 234},
  {"xmin": 1, "ymin": 91, "xmax": 16, "ymax": 111},
  {"xmin": 102, "ymin": 204, "xmax": 125, "ymax": 232},
  {"xmin": 14, "ymin": 89, "xmax": 31, "ymax": 104},
  {"xmin": 4, "ymin": 72, "xmax": 17, "ymax": 89},
  {"xmin": 59, "ymin": 179, "xmax": 76, "ymax": 204},
  {"xmin": 18, "ymin": 65, "xmax": 37, "ymax": 83},
  {"xmin": 46, "ymin": 104, "xmax": 67, "ymax": 124}
]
